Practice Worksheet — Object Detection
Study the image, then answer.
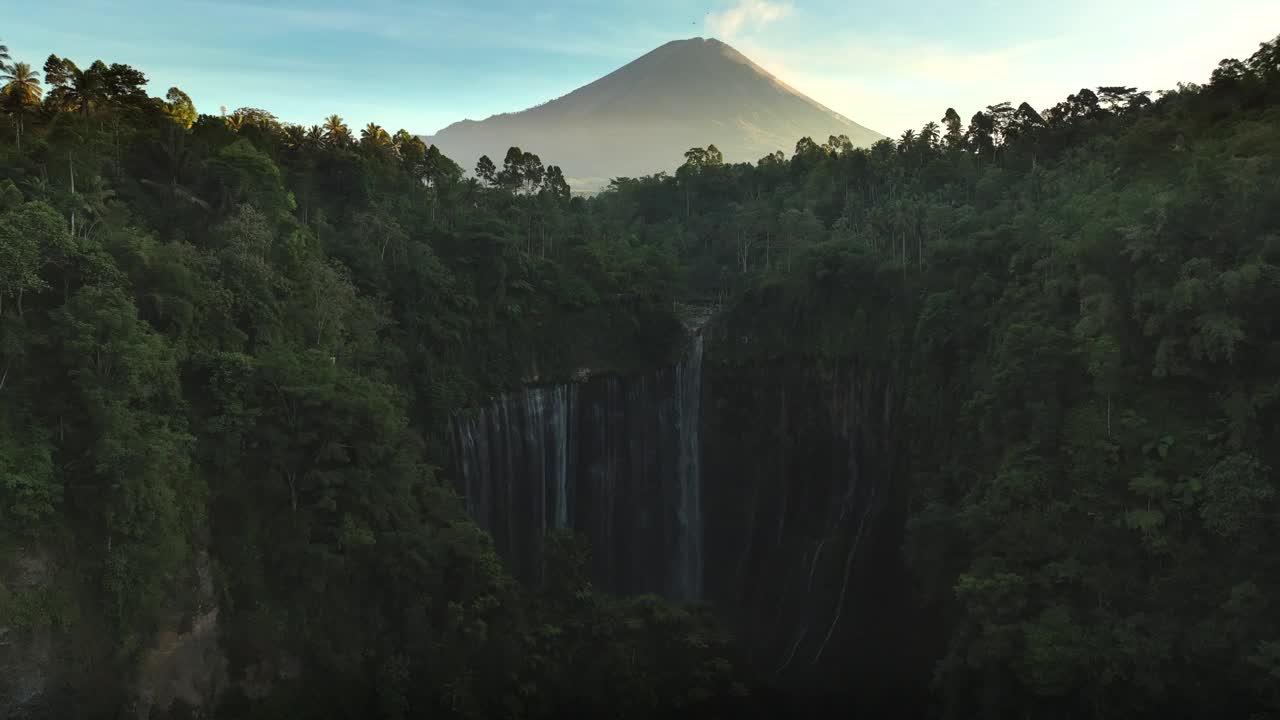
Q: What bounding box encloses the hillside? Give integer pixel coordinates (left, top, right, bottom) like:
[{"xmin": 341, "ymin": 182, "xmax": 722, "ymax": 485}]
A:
[
  {"xmin": 422, "ymin": 37, "xmax": 885, "ymax": 189},
  {"xmin": 3, "ymin": 26, "xmax": 1280, "ymax": 720}
]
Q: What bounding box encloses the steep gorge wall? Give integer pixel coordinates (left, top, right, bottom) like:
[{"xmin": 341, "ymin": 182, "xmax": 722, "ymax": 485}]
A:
[
  {"xmin": 452, "ymin": 335, "xmax": 705, "ymax": 600},
  {"xmin": 450, "ymin": 290, "xmax": 930, "ymax": 706},
  {"xmin": 701, "ymin": 354, "xmax": 925, "ymax": 703},
  {"xmin": 0, "ymin": 548, "xmax": 226, "ymax": 719},
  {"xmin": 696, "ymin": 269, "xmax": 933, "ymax": 705}
]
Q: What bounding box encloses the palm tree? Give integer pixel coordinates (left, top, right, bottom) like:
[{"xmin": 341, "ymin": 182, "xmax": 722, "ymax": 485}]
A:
[
  {"xmin": 898, "ymin": 129, "xmax": 916, "ymax": 153},
  {"xmin": 72, "ymin": 175, "xmax": 116, "ymax": 240},
  {"xmin": 2, "ymin": 61, "xmax": 43, "ymax": 150},
  {"xmin": 306, "ymin": 125, "xmax": 325, "ymax": 144},
  {"xmin": 139, "ymin": 126, "xmax": 210, "ymax": 215},
  {"xmin": 920, "ymin": 121, "xmax": 940, "ymax": 150},
  {"xmin": 323, "ymin": 114, "xmax": 351, "ymax": 146},
  {"xmin": 361, "ymin": 122, "xmax": 390, "ymax": 147},
  {"xmin": 2, "ymin": 61, "xmax": 41, "ymax": 104},
  {"xmin": 0, "ymin": 40, "xmax": 11, "ymax": 70},
  {"xmin": 23, "ymin": 172, "xmax": 51, "ymax": 199},
  {"xmin": 283, "ymin": 124, "xmax": 307, "ymax": 151}
]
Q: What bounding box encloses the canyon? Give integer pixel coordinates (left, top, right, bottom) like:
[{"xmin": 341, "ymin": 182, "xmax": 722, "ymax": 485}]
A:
[{"xmin": 450, "ymin": 308, "xmax": 926, "ymax": 707}]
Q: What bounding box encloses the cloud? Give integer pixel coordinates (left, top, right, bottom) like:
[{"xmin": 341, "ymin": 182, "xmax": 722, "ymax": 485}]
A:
[
  {"xmin": 729, "ymin": 33, "xmax": 1063, "ymax": 138},
  {"xmin": 737, "ymin": 0, "xmax": 1280, "ymax": 138},
  {"xmin": 705, "ymin": 0, "xmax": 794, "ymax": 41}
]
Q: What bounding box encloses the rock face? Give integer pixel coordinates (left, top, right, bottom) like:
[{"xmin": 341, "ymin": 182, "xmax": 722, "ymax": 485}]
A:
[
  {"xmin": 449, "ymin": 316, "xmax": 926, "ymax": 707},
  {"xmin": 133, "ymin": 554, "xmax": 227, "ymax": 719},
  {"xmin": 423, "ymin": 37, "xmax": 885, "ymax": 191},
  {"xmin": 0, "ymin": 547, "xmax": 227, "ymax": 720},
  {"xmin": 0, "ymin": 549, "xmax": 63, "ymax": 719},
  {"xmin": 452, "ymin": 332, "xmax": 705, "ymax": 600},
  {"xmin": 700, "ymin": 356, "xmax": 922, "ymax": 705}
]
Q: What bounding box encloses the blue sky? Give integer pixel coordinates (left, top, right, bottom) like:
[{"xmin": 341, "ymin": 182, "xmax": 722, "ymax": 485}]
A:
[{"xmin": 7, "ymin": 0, "xmax": 1279, "ymax": 138}]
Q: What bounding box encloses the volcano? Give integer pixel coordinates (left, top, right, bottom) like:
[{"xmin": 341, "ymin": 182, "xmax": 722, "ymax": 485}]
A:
[{"xmin": 421, "ymin": 37, "xmax": 885, "ymax": 191}]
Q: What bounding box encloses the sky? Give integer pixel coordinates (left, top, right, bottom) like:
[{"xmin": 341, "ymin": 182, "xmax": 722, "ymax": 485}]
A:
[{"xmin": 7, "ymin": 0, "xmax": 1280, "ymax": 139}]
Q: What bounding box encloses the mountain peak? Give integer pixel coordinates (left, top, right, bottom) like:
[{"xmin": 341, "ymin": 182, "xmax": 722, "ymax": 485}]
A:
[
  {"xmin": 644, "ymin": 37, "xmax": 746, "ymax": 64},
  {"xmin": 663, "ymin": 36, "xmax": 726, "ymax": 47},
  {"xmin": 424, "ymin": 38, "xmax": 885, "ymax": 190}
]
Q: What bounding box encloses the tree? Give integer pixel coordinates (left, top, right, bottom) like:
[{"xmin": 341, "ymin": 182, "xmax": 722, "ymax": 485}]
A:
[
  {"xmin": 498, "ymin": 146, "xmax": 525, "ymax": 191},
  {"xmin": 824, "ymin": 134, "xmax": 853, "ymax": 155},
  {"xmin": 1, "ymin": 61, "xmax": 42, "ymax": 150},
  {"xmin": 420, "ymin": 144, "xmax": 462, "ymax": 189},
  {"xmin": 920, "ymin": 121, "xmax": 940, "ymax": 150},
  {"xmin": 1211, "ymin": 59, "xmax": 1249, "ymax": 86},
  {"xmin": 162, "ymin": 86, "xmax": 196, "ymax": 128},
  {"xmin": 0, "ymin": 202, "xmax": 64, "ymax": 318},
  {"xmin": 1247, "ymin": 34, "xmax": 1280, "ymax": 77},
  {"xmin": 475, "ymin": 155, "xmax": 497, "ymax": 186},
  {"xmin": 520, "ymin": 150, "xmax": 545, "ymax": 193},
  {"xmin": 942, "ymin": 108, "xmax": 964, "ymax": 149},
  {"xmin": 967, "ymin": 110, "xmax": 996, "ymax": 160},
  {"xmin": 42, "ymin": 55, "xmax": 147, "ymax": 114},
  {"xmin": 542, "ymin": 165, "xmax": 571, "ymax": 201},
  {"xmin": 322, "ymin": 114, "xmax": 351, "ymax": 146},
  {"xmin": 229, "ymin": 107, "xmax": 279, "ymax": 132},
  {"xmin": 682, "ymin": 144, "xmax": 724, "ymax": 171},
  {"xmin": 282, "ymin": 124, "xmax": 308, "ymax": 152},
  {"xmin": 360, "ymin": 122, "xmax": 390, "ymax": 148},
  {"xmin": 898, "ymin": 128, "xmax": 916, "ymax": 153},
  {"xmin": 100, "ymin": 62, "xmax": 149, "ymax": 107},
  {"xmin": 985, "ymin": 102, "xmax": 1014, "ymax": 142},
  {"xmin": 1096, "ymin": 86, "xmax": 1142, "ymax": 114},
  {"xmin": 1, "ymin": 60, "xmax": 40, "ymax": 104},
  {"xmin": 43, "ymin": 55, "xmax": 105, "ymax": 114}
]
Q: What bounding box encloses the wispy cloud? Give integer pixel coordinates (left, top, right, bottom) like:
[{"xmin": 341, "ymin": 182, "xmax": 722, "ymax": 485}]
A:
[
  {"xmin": 731, "ymin": 33, "xmax": 1070, "ymax": 137},
  {"xmin": 705, "ymin": 0, "xmax": 794, "ymax": 41},
  {"xmin": 729, "ymin": 0, "xmax": 1277, "ymax": 141}
]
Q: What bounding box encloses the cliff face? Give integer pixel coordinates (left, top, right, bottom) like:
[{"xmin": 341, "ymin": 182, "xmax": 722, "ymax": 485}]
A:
[
  {"xmin": 700, "ymin": 355, "xmax": 924, "ymax": 703},
  {"xmin": 453, "ymin": 335, "xmax": 705, "ymax": 600},
  {"xmin": 0, "ymin": 548, "xmax": 226, "ymax": 719},
  {"xmin": 449, "ymin": 304, "xmax": 929, "ymax": 706},
  {"xmin": 0, "ymin": 549, "xmax": 67, "ymax": 719}
]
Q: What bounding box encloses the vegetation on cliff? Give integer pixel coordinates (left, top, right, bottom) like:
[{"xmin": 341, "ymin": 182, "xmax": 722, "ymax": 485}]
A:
[
  {"xmin": 3, "ymin": 27, "xmax": 1280, "ymax": 720},
  {"xmin": 629, "ymin": 33, "xmax": 1280, "ymax": 719},
  {"xmin": 0, "ymin": 41, "xmax": 728, "ymax": 719}
]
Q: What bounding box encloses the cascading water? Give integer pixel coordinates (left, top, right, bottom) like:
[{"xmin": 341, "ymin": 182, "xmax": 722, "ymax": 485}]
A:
[
  {"xmin": 455, "ymin": 311, "xmax": 916, "ymax": 700},
  {"xmin": 672, "ymin": 333, "xmax": 703, "ymax": 600},
  {"xmin": 452, "ymin": 330, "xmax": 705, "ymax": 600}
]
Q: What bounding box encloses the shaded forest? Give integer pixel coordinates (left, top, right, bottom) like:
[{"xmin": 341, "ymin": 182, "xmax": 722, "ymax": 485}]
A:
[{"xmin": 2, "ymin": 30, "xmax": 1280, "ymax": 719}]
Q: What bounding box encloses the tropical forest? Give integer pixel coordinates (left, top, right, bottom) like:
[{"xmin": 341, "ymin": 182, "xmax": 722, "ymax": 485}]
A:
[{"xmin": 1, "ymin": 25, "xmax": 1280, "ymax": 720}]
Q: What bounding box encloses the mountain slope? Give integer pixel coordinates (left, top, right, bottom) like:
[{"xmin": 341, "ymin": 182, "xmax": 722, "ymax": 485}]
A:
[{"xmin": 422, "ymin": 37, "xmax": 885, "ymax": 190}]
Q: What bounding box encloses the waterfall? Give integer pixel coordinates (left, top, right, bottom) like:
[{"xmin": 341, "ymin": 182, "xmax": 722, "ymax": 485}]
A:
[
  {"xmin": 451, "ymin": 330, "xmax": 706, "ymax": 601},
  {"xmin": 671, "ymin": 333, "xmax": 704, "ymax": 600}
]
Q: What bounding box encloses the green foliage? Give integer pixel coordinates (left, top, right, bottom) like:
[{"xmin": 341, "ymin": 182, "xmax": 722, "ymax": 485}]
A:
[
  {"xmin": 518, "ymin": 530, "xmax": 747, "ymax": 719},
  {"xmin": 3, "ymin": 26, "xmax": 1277, "ymax": 720},
  {"xmin": 671, "ymin": 31, "xmax": 1280, "ymax": 718},
  {"xmin": 162, "ymin": 87, "xmax": 196, "ymax": 129},
  {"xmin": 0, "ymin": 39, "xmax": 698, "ymax": 719},
  {"xmin": 0, "ymin": 427, "xmax": 58, "ymax": 531}
]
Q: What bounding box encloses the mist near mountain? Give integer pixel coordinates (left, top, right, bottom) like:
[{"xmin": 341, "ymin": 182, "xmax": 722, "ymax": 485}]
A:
[{"xmin": 421, "ymin": 37, "xmax": 885, "ymax": 190}]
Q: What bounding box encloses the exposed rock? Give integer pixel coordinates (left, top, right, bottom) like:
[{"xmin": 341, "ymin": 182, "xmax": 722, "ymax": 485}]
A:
[
  {"xmin": 0, "ymin": 548, "xmax": 62, "ymax": 719},
  {"xmin": 133, "ymin": 606, "xmax": 226, "ymax": 719},
  {"xmin": 452, "ymin": 334, "xmax": 705, "ymax": 600}
]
